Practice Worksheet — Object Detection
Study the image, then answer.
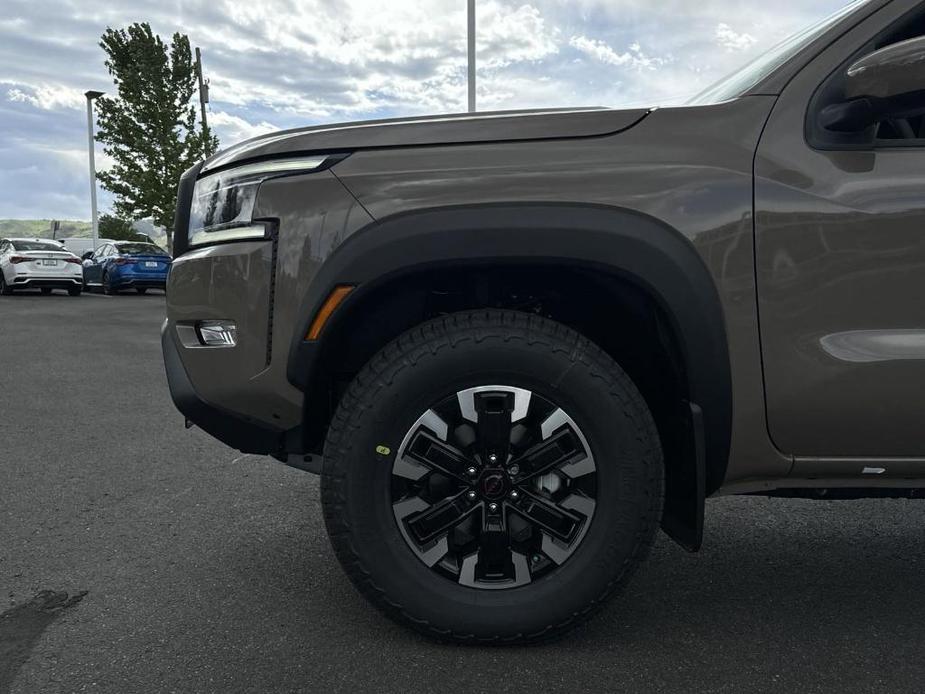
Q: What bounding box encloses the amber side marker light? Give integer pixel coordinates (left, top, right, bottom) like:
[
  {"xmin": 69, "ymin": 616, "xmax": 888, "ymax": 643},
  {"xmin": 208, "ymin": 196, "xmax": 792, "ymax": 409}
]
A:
[{"xmin": 306, "ymin": 285, "xmax": 355, "ymax": 340}]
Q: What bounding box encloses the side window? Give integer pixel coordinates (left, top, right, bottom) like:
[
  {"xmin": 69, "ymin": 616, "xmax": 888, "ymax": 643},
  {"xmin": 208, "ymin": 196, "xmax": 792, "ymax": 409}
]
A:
[
  {"xmin": 808, "ymin": 10, "xmax": 925, "ymax": 149},
  {"xmin": 874, "ymin": 27, "xmax": 925, "ymax": 142},
  {"xmin": 0, "ymin": 241, "xmax": 8, "ymax": 255}
]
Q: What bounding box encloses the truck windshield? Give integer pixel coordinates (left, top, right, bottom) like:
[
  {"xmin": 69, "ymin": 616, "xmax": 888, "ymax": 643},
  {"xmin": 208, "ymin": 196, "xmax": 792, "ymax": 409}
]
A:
[{"xmin": 689, "ymin": 0, "xmax": 873, "ymax": 105}]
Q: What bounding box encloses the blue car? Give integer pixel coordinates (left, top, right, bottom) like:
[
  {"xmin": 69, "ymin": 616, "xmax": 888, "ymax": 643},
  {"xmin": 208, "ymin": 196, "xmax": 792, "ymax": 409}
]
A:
[{"xmin": 82, "ymin": 241, "xmax": 172, "ymax": 295}]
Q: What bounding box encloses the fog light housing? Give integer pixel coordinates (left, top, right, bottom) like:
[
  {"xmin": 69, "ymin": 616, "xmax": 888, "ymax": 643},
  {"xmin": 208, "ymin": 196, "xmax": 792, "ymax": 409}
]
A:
[{"xmin": 197, "ymin": 321, "xmax": 237, "ymax": 347}]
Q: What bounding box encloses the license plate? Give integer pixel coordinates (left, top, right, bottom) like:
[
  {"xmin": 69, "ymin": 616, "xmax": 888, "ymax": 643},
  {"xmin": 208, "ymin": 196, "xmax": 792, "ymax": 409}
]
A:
[
  {"xmin": 41, "ymin": 259, "xmax": 58, "ymax": 266},
  {"xmin": 145, "ymin": 261, "xmax": 158, "ymax": 268}
]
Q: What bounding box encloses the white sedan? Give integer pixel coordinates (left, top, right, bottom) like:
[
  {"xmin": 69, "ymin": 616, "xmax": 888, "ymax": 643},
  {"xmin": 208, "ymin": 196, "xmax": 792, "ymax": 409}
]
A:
[{"xmin": 0, "ymin": 238, "xmax": 84, "ymax": 296}]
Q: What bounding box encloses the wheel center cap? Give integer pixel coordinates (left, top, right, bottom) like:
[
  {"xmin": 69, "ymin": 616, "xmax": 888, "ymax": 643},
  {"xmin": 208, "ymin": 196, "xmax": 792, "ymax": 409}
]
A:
[{"xmin": 479, "ymin": 470, "xmax": 508, "ymax": 500}]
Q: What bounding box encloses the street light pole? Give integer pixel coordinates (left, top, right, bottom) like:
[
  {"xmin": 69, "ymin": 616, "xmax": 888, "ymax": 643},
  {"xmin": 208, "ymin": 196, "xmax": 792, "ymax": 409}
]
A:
[
  {"xmin": 194, "ymin": 47, "xmax": 212, "ymax": 157},
  {"xmin": 84, "ymin": 90, "xmax": 104, "ymax": 251},
  {"xmin": 467, "ymin": 0, "xmax": 476, "ymax": 112}
]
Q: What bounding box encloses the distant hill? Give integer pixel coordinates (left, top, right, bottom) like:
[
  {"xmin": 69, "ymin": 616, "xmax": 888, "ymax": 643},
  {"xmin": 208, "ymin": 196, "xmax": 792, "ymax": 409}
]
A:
[{"xmin": 0, "ymin": 219, "xmax": 92, "ymax": 239}]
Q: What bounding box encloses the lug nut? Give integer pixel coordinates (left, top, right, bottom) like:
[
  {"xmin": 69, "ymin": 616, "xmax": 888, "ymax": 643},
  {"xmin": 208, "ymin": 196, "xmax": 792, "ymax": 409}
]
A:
[
  {"xmin": 488, "ymin": 453, "xmax": 498, "ymax": 463},
  {"xmin": 509, "ymin": 490, "xmax": 519, "ymax": 500},
  {"xmin": 488, "ymin": 502, "xmax": 500, "ymax": 514},
  {"xmin": 467, "ymin": 466, "xmax": 478, "ymax": 477},
  {"xmin": 508, "ymin": 464, "xmax": 520, "ymax": 476},
  {"xmin": 467, "ymin": 490, "xmax": 478, "ymax": 501}
]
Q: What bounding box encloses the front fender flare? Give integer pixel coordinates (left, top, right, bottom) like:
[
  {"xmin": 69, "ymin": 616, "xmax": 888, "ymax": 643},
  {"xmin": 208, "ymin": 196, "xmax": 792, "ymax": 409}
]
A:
[{"xmin": 288, "ymin": 203, "xmax": 731, "ymax": 491}]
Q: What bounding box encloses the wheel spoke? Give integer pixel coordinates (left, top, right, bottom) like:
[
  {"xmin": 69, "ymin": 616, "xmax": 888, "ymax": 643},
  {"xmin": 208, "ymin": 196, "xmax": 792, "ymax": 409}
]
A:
[
  {"xmin": 540, "ymin": 533, "xmax": 572, "ymax": 565},
  {"xmin": 509, "ymin": 490, "xmax": 584, "ymax": 543},
  {"xmin": 473, "ymin": 390, "xmax": 516, "ymax": 464},
  {"xmin": 404, "ymin": 429, "xmax": 472, "ymax": 481},
  {"xmin": 405, "ymin": 490, "xmax": 478, "ymax": 544},
  {"xmin": 509, "ymin": 427, "xmax": 585, "ymax": 481},
  {"xmin": 477, "ymin": 529, "xmax": 511, "ymax": 577},
  {"xmin": 458, "ymin": 547, "xmax": 532, "ymax": 589}
]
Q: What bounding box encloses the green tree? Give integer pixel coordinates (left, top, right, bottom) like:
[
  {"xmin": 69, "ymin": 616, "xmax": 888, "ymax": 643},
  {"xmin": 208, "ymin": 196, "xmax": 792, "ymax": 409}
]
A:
[
  {"xmin": 98, "ymin": 213, "xmax": 138, "ymax": 241},
  {"xmin": 95, "ymin": 23, "xmax": 218, "ymax": 252}
]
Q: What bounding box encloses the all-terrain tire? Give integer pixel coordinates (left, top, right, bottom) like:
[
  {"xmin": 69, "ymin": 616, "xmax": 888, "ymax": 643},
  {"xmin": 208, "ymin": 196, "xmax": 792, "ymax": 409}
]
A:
[{"xmin": 321, "ymin": 310, "xmax": 664, "ymax": 644}]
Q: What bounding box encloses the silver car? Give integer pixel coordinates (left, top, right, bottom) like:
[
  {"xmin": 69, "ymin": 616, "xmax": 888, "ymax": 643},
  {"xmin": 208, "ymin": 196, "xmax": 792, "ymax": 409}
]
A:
[{"xmin": 0, "ymin": 238, "xmax": 84, "ymax": 296}]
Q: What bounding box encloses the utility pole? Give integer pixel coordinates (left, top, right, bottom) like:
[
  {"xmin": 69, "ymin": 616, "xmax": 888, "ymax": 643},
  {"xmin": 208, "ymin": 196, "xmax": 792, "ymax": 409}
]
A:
[
  {"xmin": 467, "ymin": 0, "xmax": 476, "ymax": 112},
  {"xmin": 84, "ymin": 90, "xmax": 104, "ymax": 251},
  {"xmin": 195, "ymin": 47, "xmax": 212, "ymax": 156}
]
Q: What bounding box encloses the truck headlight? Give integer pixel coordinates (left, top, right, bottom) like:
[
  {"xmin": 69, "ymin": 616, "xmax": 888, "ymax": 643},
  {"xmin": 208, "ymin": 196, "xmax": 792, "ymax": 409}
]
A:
[{"xmin": 188, "ymin": 156, "xmax": 331, "ymax": 248}]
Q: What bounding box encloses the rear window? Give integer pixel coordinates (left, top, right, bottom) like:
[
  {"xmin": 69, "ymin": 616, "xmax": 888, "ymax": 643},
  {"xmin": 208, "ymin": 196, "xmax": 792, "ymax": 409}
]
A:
[
  {"xmin": 116, "ymin": 243, "xmax": 167, "ymax": 256},
  {"xmin": 11, "ymin": 240, "xmax": 65, "ymax": 252}
]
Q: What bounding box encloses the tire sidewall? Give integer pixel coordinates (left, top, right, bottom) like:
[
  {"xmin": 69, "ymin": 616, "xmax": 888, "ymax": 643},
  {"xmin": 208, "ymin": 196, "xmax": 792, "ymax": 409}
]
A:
[{"xmin": 325, "ymin": 317, "xmax": 662, "ymax": 638}]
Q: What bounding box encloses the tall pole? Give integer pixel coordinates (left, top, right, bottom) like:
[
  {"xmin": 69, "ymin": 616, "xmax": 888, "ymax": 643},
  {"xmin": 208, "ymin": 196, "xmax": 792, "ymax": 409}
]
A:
[
  {"xmin": 84, "ymin": 90, "xmax": 104, "ymax": 251},
  {"xmin": 195, "ymin": 47, "xmax": 211, "ymax": 156},
  {"xmin": 467, "ymin": 0, "xmax": 476, "ymax": 112}
]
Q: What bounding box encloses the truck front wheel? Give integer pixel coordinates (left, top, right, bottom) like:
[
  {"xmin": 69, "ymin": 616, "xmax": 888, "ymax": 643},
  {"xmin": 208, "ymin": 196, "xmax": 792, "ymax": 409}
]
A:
[{"xmin": 321, "ymin": 310, "xmax": 664, "ymax": 643}]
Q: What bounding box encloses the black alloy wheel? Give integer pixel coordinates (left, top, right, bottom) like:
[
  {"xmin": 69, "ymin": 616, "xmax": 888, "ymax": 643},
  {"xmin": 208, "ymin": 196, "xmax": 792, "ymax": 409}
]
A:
[{"xmin": 391, "ymin": 385, "xmax": 597, "ymax": 589}]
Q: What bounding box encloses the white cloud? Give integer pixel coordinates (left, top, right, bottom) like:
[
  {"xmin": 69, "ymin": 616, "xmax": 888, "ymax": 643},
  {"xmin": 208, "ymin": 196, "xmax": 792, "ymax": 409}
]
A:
[
  {"xmin": 477, "ymin": 4, "xmax": 560, "ymax": 69},
  {"xmin": 569, "ymin": 35, "xmax": 666, "ymax": 70},
  {"xmin": 715, "ymin": 23, "xmax": 757, "ymax": 51},
  {"xmin": 7, "ymin": 83, "xmax": 85, "ymax": 110},
  {"xmin": 208, "ymin": 110, "xmax": 278, "ymax": 143}
]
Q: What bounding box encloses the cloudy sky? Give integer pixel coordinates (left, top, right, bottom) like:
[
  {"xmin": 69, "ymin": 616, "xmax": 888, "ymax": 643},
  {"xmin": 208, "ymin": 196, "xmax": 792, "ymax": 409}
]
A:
[{"xmin": 1, "ymin": 0, "xmax": 851, "ymax": 221}]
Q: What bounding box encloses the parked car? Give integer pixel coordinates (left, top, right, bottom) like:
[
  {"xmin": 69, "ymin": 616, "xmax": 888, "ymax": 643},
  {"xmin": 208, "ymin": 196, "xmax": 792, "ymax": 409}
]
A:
[
  {"xmin": 0, "ymin": 238, "xmax": 83, "ymax": 295},
  {"xmin": 82, "ymin": 241, "xmax": 172, "ymax": 294},
  {"xmin": 162, "ymin": 0, "xmax": 925, "ymax": 643},
  {"xmin": 59, "ymin": 237, "xmax": 114, "ymax": 259}
]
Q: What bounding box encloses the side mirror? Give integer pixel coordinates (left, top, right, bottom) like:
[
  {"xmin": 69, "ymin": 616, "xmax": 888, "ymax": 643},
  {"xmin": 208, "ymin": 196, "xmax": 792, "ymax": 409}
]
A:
[
  {"xmin": 821, "ymin": 36, "xmax": 925, "ymax": 133},
  {"xmin": 846, "ymin": 36, "xmax": 925, "ymax": 101},
  {"xmin": 81, "ymin": 251, "xmax": 95, "ymax": 261}
]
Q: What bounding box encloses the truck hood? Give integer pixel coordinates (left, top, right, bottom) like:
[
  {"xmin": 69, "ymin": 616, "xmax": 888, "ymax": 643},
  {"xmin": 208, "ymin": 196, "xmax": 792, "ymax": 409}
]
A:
[{"xmin": 201, "ymin": 107, "xmax": 651, "ymax": 173}]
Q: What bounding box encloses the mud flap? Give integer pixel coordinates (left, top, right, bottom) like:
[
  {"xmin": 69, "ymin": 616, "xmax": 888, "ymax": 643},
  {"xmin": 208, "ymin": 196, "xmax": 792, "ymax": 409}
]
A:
[{"xmin": 661, "ymin": 401, "xmax": 705, "ymax": 552}]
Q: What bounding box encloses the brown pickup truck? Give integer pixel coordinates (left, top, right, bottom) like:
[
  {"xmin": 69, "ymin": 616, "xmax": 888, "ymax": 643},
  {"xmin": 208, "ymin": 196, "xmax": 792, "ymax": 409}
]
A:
[{"xmin": 163, "ymin": 0, "xmax": 925, "ymax": 643}]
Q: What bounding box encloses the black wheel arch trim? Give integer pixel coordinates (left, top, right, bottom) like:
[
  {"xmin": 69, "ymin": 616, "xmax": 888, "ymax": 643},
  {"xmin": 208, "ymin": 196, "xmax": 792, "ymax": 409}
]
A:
[{"xmin": 288, "ymin": 203, "xmax": 732, "ymax": 495}]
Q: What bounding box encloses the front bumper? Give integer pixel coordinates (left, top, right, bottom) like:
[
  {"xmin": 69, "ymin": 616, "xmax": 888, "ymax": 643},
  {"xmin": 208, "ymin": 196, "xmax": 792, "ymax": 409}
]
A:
[
  {"xmin": 162, "ymin": 239, "xmax": 305, "ymax": 454},
  {"xmin": 163, "ymin": 167, "xmax": 374, "ymax": 455},
  {"xmin": 161, "ymin": 323, "xmax": 284, "ymax": 454}
]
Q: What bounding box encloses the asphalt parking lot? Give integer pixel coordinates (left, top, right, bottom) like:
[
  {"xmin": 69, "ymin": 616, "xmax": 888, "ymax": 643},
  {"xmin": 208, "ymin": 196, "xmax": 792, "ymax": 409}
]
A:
[{"xmin": 3, "ymin": 291, "xmax": 925, "ymax": 693}]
